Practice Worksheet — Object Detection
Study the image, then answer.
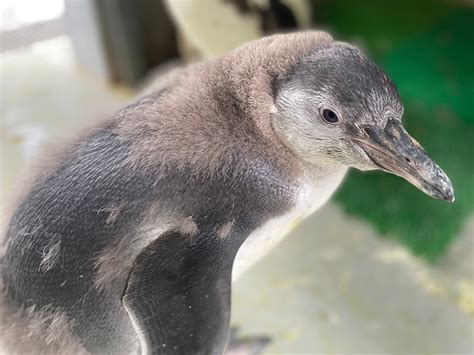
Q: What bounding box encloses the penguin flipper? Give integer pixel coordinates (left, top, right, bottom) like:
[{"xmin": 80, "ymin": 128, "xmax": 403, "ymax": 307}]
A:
[{"xmin": 123, "ymin": 229, "xmax": 235, "ymax": 355}]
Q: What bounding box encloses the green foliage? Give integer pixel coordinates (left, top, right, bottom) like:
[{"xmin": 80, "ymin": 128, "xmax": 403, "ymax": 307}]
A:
[{"xmin": 335, "ymin": 104, "xmax": 473, "ymax": 261}]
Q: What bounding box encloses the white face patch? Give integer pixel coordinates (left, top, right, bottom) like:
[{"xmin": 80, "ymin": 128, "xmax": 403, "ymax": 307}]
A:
[
  {"xmin": 272, "ymin": 87, "xmax": 348, "ymax": 166},
  {"xmin": 272, "ymin": 42, "xmax": 404, "ymax": 173}
]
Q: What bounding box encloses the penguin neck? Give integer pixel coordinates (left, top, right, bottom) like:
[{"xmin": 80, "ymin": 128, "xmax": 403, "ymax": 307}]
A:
[
  {"xmin": 205, "ymin": 33, "xmax": 334, "ymax": 180},
  {"xmin": 294, "ymin": 161, "xmax": 347, "ymax": 228},
  {"xmin": 115, "ymin": 33, "xmax": 334, "ymax": 181},
  {"xmin": 300, "ymin": 160, "xmax": 348, "ymax": 187}
]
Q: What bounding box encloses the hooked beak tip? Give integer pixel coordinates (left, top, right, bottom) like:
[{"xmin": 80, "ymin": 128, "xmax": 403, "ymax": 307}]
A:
[
  {"xmin": 446, "ymin": 192, "xmax": 455, "ymax": 203},
  {"xmin": 425, "ymin": 164, "xmax": 455, "ymax": 203},
  {"xmin": 440, "ymin": 181, "xmax": 455, "ymax": 203}
]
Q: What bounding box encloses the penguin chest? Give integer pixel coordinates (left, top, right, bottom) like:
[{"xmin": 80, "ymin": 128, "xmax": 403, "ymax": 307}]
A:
[{"xmin": 232, "ymin": 166, "xmax": 348, "ymax": 281}]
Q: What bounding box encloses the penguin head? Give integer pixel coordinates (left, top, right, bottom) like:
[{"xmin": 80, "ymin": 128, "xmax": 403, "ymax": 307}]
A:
[{"xmin": 271, "ymin": 42, "xmax": 454, "ymax": 202}]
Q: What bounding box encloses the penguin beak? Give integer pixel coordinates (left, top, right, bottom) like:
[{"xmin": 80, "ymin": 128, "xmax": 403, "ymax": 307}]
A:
[{"xmin": 352, "ymin": 118, "xmax": 455, "ymax": 202}]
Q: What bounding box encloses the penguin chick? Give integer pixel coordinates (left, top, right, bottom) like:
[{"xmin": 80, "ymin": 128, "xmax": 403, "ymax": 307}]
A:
[{"xmin": 1, "ymin": 31, "xmax": 454, "ymax": 355}]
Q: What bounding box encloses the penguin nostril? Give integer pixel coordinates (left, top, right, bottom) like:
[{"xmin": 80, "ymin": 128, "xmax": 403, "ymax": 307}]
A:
[{"xmin": 405, "ymin": 157, "xmax": 411, "ymax": 164}]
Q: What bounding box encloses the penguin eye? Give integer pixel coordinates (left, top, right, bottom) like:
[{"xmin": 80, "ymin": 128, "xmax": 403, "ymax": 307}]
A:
[{"xmin": 321, "ymin": 108, "xmax": 339, "ymax": 124}]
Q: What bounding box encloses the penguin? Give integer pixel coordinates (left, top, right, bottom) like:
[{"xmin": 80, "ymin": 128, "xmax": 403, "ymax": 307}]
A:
[
  {"xmin": 0, "ymin": 31, "xmax": 454, "ymax": 354},
  {"xmin": 164, "ymin": 0, "xmax": 312, "ymax": 60}
]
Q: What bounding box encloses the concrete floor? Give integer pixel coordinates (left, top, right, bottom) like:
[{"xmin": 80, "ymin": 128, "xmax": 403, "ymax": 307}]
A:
[
  {"xmin": 232, "ymin": 206, "xmax": 474, "ymax": 354},
  {"xmin": 1, "ymin": 37, "xmax": 473, "ymax": 354}
]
